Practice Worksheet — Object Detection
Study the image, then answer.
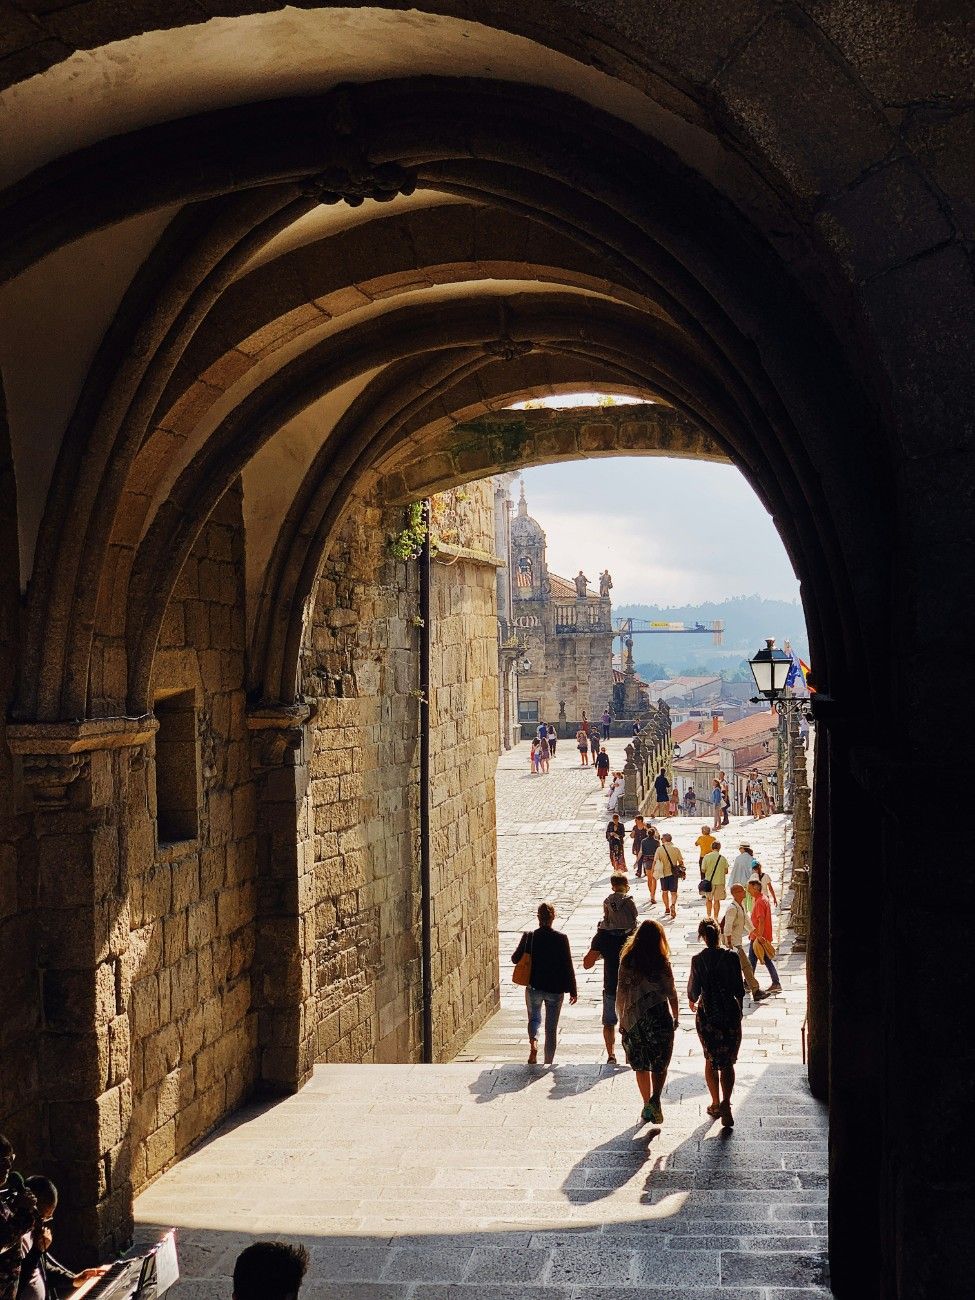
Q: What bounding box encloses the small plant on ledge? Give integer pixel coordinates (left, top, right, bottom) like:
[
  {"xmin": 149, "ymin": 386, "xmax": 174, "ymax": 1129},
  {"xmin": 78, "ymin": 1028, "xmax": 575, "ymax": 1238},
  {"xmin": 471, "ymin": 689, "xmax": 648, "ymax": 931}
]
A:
[{"xmin": 389, "ymin": 502, "xmax": 427, "ymax": 560}]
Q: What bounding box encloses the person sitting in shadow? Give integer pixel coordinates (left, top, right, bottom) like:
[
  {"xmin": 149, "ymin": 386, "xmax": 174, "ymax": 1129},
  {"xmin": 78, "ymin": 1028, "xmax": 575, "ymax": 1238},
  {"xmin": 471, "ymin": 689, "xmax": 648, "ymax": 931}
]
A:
[{"xmin": 233, "ymin": 1242, "xmax": 309, "ymax": 1300}]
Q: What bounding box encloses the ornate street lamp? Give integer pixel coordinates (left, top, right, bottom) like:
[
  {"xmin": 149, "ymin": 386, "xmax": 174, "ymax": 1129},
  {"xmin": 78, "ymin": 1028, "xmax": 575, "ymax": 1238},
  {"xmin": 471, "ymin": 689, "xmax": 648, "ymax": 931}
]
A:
[{"xmin": 748, "ymin": 638, "xmax": 792, "ymax": 701}]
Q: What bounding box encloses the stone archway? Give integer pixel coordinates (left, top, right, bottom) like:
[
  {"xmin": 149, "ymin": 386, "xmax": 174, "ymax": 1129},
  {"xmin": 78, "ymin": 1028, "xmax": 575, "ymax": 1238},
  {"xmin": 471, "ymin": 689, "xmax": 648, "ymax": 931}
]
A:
[{"xmin": 0, "ymin": 9, "xmax": 970, "ymax": 1293}]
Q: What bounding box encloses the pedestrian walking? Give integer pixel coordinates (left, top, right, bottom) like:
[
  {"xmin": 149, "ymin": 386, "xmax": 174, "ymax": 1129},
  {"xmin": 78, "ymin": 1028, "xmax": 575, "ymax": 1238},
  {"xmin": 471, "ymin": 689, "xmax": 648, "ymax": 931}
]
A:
[
  {"xmin": 719, "ymin": 771, "xmax": 731, "ymax": 826},
  {"xmin": 616, "ymin": 920, "xmax": 679, "ymax": 1125},
  {"xmin": 710, "ymin": 779, "xmax": 723, "ymax": 830},
  {"xmin": 595, "ymin": 746, "xmax": 610, "ymax": 788},
  {"xmin": 688, "ymin": 918, "xmax": 745, "ymax": 1128},
  {"xmin": 547, "ymin": 723, "xmax": 557, "ymax": 757},
  {"xmin": 698, "ymin": 840, "xmax": 730, "ymax": 922},
  {"xmin": 601, "ymin": 707, "xmax": 612, "ymax": 739},
  {"xmin": 640, "ymin": 824, "xmax": 660, "ymax": 902},
  {"xmin": 729, "ymin": 842, "xmax": 755, "ymax": 891},
  {"xmin": 582, "ymin": 918, "xmax": 628, "ymax": 1065},
  {"xmin": 720, "ymin": 883, "xmax": 762, "ymax": 999},
  {"xmin": 653, "ymin": 768, "xmax": 670, "ymax": 817},
  {"xmin": 695, "ymin": 825, "xmax": 715, "ymax": 866},
  {"xmin": 576, "ymin": 728, "xmax": 589, "ymax": 766},
  {"xmin": 590, "ymin": 731, "xmax": 600, "ymax": 767},
  {"xmin": 511, "ymin": 903, "xmax": 577, "ymax": 1064},
  {"xmin": 668, "ymin": 784, "xmax": 680, "ymax": 816},
  {"xmin": 538, "ymin": 733, "xmax": 551, "ymax": 774},
  {"xmin": 683, "ymin": 786, "xmax": 697, "ymax": 818},
  {"xmin": 529, "ymin": 739, "xmax": 540, "ymax": 774},
  {"xmin": 749, "ymin": 860, "xmax": 778, "ymax": 908},
  {"xmin": 653, "ymin": 832, "xmax": 684, "ymax": 919},
  {"xmin": 597, "ymin": 873, "xmax": 638, "ymax": 936},
  {"xmin": 606, "ymin": 813, "xmax": 626, "ymax": 870},
  {"xmin": 536, "ymin": 721, "xmax": 547, "ymax": 744},
  {"xmin": 630, "ymin": 815, "xmax": 647, "ymax": 875},
  {"xmin": 747, "ymin": 879, "xmax": 782, "ymax": 995}
]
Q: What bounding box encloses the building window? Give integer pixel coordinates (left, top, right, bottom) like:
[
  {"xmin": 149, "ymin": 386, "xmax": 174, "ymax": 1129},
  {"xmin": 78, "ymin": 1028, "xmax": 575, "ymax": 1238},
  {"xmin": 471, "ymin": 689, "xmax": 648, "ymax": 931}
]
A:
[
  {"xmin": 518, "ymin": 700, "xmax": 539, "ymax": 724},
  {"xmin": 154, "ymin": 691, "xmax": 200, "ymax": 845}
]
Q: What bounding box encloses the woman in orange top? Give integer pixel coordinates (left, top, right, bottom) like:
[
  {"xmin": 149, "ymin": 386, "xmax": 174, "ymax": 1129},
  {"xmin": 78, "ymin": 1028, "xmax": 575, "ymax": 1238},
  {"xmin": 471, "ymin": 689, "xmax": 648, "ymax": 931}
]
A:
[{"xmin": 747, "ymin": 879, "xmax": 781, "ymax": 994}]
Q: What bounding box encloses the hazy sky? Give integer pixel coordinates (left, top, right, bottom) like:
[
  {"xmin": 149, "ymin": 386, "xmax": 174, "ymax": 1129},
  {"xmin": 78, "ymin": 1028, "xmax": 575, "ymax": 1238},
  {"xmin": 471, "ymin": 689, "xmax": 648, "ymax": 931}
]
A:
[{"xmin": 519, "ymin": 456, "xmax": 801, "ymax": 605}]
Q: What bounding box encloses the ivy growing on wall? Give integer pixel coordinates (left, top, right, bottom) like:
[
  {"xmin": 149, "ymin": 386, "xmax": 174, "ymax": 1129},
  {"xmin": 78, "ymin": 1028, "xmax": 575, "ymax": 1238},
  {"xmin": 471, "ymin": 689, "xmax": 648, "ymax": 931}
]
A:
[{"xmin": 389, "ymin": 501, "xmax": 427, "ymax": 560}]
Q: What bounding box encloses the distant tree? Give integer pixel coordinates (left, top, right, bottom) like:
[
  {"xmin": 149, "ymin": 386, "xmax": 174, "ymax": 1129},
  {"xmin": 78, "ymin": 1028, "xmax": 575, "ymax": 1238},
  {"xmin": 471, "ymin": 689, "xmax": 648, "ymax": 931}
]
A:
[{"xmin": 635, "ymin": 660, "xmax": 670, "ymax": 681}]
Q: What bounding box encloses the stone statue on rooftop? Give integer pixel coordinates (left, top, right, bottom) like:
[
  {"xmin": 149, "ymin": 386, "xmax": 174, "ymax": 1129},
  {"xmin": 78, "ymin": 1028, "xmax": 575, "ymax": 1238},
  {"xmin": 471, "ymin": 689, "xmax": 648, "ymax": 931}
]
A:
[
  {"xmin": 574, "ymin": 570, "xmax": 589, "ymax": 597},
  {"xmin": 599, "ymin": 569, "xmax": 613, "ymax": 597}
]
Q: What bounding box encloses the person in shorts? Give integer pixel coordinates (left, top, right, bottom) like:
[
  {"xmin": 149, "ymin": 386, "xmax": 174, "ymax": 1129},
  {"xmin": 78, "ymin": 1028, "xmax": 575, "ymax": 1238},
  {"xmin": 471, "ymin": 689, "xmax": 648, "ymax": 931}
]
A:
[
  {"xmin": 652, "ymin": 833, "xmax": 684, "ymax": 919},
  {"xmin": 583, "ymin": 915, "xmax": 629, "ymax": 1065}
]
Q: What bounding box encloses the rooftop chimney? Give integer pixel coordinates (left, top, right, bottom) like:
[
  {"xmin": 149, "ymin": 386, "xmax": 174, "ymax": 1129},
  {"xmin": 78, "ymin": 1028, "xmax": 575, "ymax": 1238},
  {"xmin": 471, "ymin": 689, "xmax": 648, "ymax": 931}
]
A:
[{"xmin": 711, "ymin": 715, "xmax": 720, "ymax": 734}]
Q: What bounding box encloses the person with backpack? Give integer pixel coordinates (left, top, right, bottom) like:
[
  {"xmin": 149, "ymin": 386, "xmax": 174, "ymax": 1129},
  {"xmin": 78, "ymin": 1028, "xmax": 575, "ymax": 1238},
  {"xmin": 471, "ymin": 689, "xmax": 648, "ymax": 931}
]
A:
[{"xmin": 688, "ymin": 919, "xmax": 745, "ymax": 1128}]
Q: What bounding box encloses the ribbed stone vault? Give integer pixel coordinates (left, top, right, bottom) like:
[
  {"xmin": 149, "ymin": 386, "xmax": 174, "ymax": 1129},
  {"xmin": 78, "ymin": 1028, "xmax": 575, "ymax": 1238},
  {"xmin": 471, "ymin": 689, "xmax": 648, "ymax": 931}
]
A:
[{"xmin": 0, "ymin": 6, "xmax": 971, "ymax": 1295}]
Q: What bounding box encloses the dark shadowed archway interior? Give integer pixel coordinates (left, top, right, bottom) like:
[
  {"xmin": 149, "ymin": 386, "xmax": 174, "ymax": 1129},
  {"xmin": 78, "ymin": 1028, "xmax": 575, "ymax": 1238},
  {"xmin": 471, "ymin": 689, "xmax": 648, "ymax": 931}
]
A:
[{"xmin": 0, "ymin": 6, "xmax": 971, "ymax": 1296}]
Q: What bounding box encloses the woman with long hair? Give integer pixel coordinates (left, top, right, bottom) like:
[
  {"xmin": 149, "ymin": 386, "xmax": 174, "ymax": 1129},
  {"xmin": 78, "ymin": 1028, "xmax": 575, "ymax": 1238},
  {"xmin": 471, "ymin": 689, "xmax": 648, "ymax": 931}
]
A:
[
  {"xmin": 605, "ymin": 813, "xmax": 627, "ymax": 870},
  {"xmin": 616, "ymin": 920, "xmax": 679, "ymax": 1124},
  {"xmin": 687, "ymin": 918, "xmax": 745, "ymax": 1128}
]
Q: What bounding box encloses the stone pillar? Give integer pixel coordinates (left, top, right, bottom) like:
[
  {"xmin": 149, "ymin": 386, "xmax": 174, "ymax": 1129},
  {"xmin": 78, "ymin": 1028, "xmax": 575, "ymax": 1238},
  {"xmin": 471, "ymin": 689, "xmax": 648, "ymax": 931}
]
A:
[
  {"xmin": 806, "ymin": 729, "xmax": 829, "ymax": 1102},
  {"xmin": 6, "ymin": 717, "xmax": 156, "ymax": 1263},
  {"xmin": 247, "ymin": 703, "xmax": 317, "ymax": 1095},
  {"xmin": 621, "ymin": 744, "xmax": 638, "ymax": 816}
]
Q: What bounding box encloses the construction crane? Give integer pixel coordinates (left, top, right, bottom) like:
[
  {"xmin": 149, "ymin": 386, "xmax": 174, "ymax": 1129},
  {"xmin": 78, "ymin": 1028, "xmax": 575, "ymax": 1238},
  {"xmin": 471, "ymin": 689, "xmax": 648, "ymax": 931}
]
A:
[{"xmin": 614, "ymin": 617, "xmax": 724, "ymax": 655}]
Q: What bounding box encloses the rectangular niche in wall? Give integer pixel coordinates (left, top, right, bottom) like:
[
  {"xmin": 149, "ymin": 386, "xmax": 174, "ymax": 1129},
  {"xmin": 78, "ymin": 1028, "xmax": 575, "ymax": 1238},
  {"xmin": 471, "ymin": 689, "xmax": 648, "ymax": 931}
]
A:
[{"xmin": 154, "ymin": 690, "xmax": 201, "ymax": 845}]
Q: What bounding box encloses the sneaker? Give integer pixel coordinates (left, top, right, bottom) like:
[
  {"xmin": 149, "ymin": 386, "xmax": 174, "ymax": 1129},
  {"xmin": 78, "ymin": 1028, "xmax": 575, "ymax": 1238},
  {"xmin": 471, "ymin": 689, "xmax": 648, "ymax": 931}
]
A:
[{"xmin": 642, "ymin": 1096, "xmax": 663, "ymax": 1124}]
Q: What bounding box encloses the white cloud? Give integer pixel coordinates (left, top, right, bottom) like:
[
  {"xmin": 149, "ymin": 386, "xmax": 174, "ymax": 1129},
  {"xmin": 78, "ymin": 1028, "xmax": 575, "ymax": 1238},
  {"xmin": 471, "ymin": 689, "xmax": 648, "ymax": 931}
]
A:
[{"xmin": 520, "ymin": 458, "xmax": 800, "ymax": 604}]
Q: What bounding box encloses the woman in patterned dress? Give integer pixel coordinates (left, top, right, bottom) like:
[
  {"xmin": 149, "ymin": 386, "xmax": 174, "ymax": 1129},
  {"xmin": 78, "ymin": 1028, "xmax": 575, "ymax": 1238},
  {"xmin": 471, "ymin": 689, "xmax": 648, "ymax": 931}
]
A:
[{"xmin": 616, "ymin": 920, "xmax": 679, "ymax": 1124}]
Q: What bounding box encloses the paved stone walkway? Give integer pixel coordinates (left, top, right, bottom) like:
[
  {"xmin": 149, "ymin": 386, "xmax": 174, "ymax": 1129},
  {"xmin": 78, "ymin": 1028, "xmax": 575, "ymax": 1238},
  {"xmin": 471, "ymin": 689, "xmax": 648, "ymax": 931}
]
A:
[{"xmin": 138, "ymin": 740, "xmax": 829, "ymax": 1298}]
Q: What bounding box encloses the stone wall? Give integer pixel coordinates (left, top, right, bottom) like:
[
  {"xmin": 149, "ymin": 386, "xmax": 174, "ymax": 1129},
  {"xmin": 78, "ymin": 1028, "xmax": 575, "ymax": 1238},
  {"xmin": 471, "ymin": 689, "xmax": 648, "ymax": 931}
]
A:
[
  {"xmin": 303, "ymin": 480, "xmax": 501, "ymax": 1065},
  {"xmin": 0, "ymin": 414, "xmax": 39, "ymax": 1162},
  {"xmin": 128, "ymin": 483, "xmax": 258, "ymax": 1194}
]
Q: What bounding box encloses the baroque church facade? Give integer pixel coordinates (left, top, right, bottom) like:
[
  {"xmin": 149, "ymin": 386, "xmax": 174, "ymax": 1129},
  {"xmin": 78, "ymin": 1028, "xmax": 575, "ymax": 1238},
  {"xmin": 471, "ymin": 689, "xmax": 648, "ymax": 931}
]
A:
[{"xmin": 509, "ymin": 487, "xmax": 615, "ymax": 733}]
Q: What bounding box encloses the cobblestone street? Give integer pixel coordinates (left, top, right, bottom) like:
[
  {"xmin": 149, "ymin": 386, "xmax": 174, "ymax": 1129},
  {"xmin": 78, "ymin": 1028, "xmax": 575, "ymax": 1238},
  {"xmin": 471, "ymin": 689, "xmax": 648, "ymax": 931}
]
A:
[{"xmin": 139, "ymin": 740, "xmax": 829, "ymax": 1298}]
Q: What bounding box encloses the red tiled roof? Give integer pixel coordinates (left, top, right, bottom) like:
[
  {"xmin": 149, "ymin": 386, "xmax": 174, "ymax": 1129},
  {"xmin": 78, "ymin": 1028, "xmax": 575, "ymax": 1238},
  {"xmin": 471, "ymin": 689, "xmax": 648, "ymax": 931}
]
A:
[
  {"xmin": 515, "ymin": 571, "xmax": 533, "ymax": 588},
  {"xmin": 671, "ymin": 720, "xmax": 704, "ymax": 743},
  {"xmin": 708, "ymin": 711, "xmax": 777, "ymax": 746}
]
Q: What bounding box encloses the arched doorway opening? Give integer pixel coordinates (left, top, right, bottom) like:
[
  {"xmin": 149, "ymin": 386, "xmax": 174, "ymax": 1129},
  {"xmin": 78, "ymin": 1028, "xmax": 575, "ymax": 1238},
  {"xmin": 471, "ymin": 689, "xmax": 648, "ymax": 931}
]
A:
[{"xmin": 2, "ymin": 8, "xmax": 969, "ymax": 1290}]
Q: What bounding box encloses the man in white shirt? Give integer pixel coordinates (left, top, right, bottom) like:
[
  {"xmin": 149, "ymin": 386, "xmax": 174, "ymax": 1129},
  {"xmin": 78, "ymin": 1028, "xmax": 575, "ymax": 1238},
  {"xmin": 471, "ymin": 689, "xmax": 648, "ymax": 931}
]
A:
[
  {"xmin": 729, "ymin": 843, "xmax": 755, "ymax": 892},
  {"xmin": 721, "ymin": 883, "xmax": 763, "ymax": 998}
]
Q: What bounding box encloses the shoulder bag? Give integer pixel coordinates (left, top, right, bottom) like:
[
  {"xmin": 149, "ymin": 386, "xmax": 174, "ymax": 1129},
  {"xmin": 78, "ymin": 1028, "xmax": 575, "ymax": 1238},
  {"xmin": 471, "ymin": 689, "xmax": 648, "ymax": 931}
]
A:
[
  {"xmin": 662, "ymin": 843, "xmax": 685, "ymax": 881},
  {"xmin": 698, "ymin": 854, "xmax": 723, "ymax": 895},
  {"xmin": 512, "ymin": 930, "xmax": 533, "ymax": 986}
]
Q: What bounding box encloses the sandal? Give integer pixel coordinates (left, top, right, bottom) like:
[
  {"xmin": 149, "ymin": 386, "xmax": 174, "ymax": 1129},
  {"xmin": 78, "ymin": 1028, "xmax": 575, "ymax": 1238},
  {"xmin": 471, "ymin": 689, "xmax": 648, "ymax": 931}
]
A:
[
  {"xmin": 606, "ymin": 1055, "xmax": 617, "ymax": 1065},
  {"xmin": 720, "ymin": 1102, "xmax": 734, "ymax": 1129},
  {"xmin": 706, "ymin": 1103, "xmax": 723, "ymax": 1118}
]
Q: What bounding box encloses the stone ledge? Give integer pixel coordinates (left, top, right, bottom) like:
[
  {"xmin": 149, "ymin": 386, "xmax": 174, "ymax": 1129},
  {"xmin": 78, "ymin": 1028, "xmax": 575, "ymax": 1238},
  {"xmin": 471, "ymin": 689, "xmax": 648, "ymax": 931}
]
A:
[
  {"xmin": 6, "ymin": 715, "xmax": 158, "ymax": 754},
  {"xmin": 433, "ymin": 543, "xmax": 504, "ymax": 568}
]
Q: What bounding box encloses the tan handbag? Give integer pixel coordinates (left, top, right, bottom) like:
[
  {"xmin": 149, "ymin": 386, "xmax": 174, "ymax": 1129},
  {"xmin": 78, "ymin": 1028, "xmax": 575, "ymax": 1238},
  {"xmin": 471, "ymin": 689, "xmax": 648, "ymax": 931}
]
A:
[{"xmin": 512, "ymin": 930, "xmax": 533, "ymax": 985}]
